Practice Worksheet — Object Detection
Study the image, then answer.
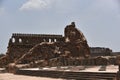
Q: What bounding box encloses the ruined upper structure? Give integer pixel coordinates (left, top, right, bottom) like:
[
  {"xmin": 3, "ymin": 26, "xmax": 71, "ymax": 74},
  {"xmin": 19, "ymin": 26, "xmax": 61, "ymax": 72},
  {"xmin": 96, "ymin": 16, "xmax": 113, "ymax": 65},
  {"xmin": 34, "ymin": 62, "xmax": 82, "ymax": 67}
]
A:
[
  {"xmin": 64, "ymin": 22, "xmax": 86, "ymax": 43},
  {"xmin": 0, "ymin": 34, "xmax": 63, "ymax": 66},
  {"xmin": 0, "ymin": 22, "xmax": 90, "ymax": 67},
  {"xmin": 8, "ymin": 33, "xmax": 63, "ymax": 57},
  {"xmin": 64, "ymin": 22, "xmax": 90, "ymax": 57},
  {"xmin": 9, "ymin": 33, "xmax": 63, "ymax": 46}
]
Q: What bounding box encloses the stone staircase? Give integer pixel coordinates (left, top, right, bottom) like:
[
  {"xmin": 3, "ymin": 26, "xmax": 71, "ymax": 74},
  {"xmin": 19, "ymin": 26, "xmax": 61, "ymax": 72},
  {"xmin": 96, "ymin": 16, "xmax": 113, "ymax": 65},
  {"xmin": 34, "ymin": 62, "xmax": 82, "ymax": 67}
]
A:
[{"xmin": 16, "ymin": 69, "xmax": 117, "ymax": 80}]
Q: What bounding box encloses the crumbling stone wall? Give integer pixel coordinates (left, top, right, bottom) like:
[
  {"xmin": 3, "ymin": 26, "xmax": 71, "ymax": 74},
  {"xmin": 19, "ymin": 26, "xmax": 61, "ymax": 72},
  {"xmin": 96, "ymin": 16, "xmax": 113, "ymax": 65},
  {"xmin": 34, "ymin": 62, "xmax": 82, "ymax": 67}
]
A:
[
  {"xmin": 8, "ymin": 33, "xmax": 63, "ymax": 58},
  {"xmin": 0, "ymin": 33, "xmax": 63, "ymax": 67},
  {"xmin": 9, "ymin": 33, "xmax": 63, "ymax": 45},
  {"xmin": 64, "ymin": 22, "xmax": 90, "ymax": 58},
  {"xmin": 0, "ymin": 22, "xmax": 91, "ymax": 67},
  {"xmin": 15, "ymin": 22, "xmax": 90, "ymax": 66}
]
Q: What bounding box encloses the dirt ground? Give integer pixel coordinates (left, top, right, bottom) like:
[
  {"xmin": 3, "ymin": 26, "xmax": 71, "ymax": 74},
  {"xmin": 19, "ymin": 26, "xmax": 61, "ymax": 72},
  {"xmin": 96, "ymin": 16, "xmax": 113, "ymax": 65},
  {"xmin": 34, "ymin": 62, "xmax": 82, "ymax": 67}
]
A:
[{"xmin": 0, "ymin": 73, "xmax": 63, "ymax": 80}]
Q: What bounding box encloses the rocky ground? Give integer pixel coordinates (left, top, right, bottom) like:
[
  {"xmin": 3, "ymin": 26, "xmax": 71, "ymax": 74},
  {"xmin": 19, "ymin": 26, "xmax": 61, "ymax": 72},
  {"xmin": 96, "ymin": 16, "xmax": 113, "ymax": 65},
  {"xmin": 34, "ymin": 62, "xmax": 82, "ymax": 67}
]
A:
[{"xmin": 0, "ymin": 73, "xmax": 63, "ymax": 80}]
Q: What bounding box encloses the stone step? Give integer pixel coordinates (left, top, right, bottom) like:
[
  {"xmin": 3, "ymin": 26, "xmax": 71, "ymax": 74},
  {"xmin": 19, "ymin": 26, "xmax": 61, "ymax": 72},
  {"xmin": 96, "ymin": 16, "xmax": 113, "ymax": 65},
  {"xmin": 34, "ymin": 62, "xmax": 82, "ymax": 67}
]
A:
[{"xmin": 15, "ymin": 69, "xmax": 117, "ymax": 80}]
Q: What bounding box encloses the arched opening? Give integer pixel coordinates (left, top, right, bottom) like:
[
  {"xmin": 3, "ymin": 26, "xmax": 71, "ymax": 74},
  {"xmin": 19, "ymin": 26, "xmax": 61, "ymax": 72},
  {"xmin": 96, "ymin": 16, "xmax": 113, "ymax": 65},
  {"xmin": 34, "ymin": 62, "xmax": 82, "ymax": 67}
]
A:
[
  {"xmin": 12, "ymin": 38, "xmax": 15, "ymax": 43},
  {"xmin": 54, "ymin": 39, "xmax": 57, "ymax": 42},
  {"xmin": 49, "ymin": 39, "xmax": 52, "ymax": 42},
  {"xmin": 19, "ymin": 38, "xmax": 22, "ymax": 43}
]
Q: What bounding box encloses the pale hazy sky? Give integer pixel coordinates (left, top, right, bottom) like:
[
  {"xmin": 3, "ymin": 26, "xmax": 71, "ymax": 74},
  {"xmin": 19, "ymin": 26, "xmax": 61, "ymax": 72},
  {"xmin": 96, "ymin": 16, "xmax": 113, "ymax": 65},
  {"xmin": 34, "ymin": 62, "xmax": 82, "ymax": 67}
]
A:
[{"xmin": 0, "ymin": 0, "xmax": 120, "ymax": 53}]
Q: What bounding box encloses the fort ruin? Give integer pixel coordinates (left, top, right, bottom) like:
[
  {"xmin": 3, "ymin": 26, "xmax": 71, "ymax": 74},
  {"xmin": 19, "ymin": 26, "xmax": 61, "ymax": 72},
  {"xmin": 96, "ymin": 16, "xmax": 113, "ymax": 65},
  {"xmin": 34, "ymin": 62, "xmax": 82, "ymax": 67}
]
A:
[{"xmin": 0, "ymin": 22, "xmax": 120, "ymax": 80}]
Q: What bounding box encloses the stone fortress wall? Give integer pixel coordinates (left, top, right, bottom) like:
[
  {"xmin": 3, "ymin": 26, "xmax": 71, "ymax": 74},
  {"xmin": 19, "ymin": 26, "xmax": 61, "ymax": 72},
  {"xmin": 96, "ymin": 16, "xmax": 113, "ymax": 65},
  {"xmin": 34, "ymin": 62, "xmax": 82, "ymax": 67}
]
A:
[
  {"xmin": 0, "ymin": 22, "xmax": 119, "ymax": 67},
  {"xmin": 9, "ymin": 33, "xmax": 63, "ymax": 46},
  {"xmin": 6, "ymin": 33, "xmax": 64, "ymax": 62}
]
